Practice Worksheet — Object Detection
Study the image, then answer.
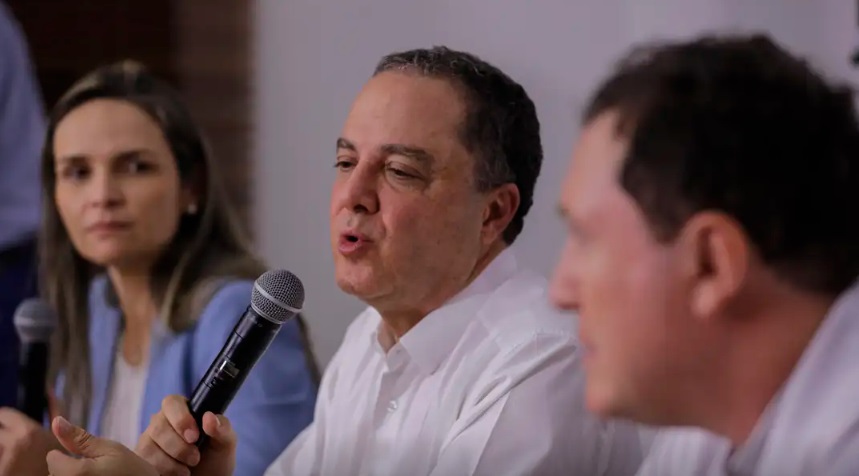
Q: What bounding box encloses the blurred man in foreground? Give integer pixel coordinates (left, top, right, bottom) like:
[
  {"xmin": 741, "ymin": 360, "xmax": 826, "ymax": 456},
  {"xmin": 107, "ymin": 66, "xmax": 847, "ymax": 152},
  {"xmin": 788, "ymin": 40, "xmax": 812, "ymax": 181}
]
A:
[{"xmin": 551, "ymin": 34, "xmax": 859, "ymax": 475}]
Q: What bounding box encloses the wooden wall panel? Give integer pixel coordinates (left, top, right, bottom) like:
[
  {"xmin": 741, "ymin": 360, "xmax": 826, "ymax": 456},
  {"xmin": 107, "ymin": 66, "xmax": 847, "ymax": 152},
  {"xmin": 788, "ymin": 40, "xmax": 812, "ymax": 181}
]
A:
[
  {"xmin": 5, "ymin": 0, "xmax": 253, "ymax": 236},
  {"xmin": 175, "ymin": 0, "xmax": 253, "ymax": 235},
  {"xmin": 6, "ymin": 0, "xmax": 177, "ymax": 107}
]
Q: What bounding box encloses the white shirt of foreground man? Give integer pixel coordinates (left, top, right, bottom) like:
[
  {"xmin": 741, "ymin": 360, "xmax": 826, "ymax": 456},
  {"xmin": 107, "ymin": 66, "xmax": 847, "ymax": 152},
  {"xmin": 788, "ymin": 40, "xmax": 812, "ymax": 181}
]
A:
[
  {"xmin": 266, "ymin": 247, "xmax": 643, "ymax": 476},
  {"xmin": 637, "ymin": 283, "xmax": 859, "ymax": 476}
]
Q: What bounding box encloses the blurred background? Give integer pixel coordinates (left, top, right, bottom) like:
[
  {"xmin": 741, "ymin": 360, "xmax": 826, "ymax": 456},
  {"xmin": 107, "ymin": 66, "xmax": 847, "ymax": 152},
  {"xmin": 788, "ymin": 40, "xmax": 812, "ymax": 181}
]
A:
[{"xmin": 7, "ymin": 0, "xmax": 857, "ymax": 368}]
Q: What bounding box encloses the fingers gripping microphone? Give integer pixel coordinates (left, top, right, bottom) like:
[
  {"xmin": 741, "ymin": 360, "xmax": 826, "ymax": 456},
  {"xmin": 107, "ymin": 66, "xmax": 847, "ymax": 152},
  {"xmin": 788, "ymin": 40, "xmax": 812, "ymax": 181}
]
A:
[
  {"xmin": 14, "ymin": 298, "xmax": 56, "ymax": 423},
  {"xmin": 189, "ymin": 269, "xmax": 305, "ymax": 446}
]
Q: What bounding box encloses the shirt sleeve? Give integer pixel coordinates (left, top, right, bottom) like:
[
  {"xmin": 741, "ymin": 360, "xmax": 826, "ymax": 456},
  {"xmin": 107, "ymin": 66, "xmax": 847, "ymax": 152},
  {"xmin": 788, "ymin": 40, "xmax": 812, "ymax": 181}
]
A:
[
  {"xmin": 263, "ymin": 312, "xmax": 361, "ymax": 476},
  {"xmin": 263, "ymin": 363, "xmax": 334, "ymax": 476},
  {"xmin": 428, "ymin": 333, "xmax": 644, "ymax": 476}
]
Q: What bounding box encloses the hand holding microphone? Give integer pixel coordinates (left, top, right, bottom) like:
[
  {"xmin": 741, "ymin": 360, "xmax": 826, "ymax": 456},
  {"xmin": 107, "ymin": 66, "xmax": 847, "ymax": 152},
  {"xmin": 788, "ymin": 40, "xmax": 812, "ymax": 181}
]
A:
[
  {"xmin": 136, "ymin": 269, "xmax": 304, "ymax": 476},
  {"xmin": 0, "ymin": 299, "xmax": 63, "ymax": 476},
  {"xmin": 135, "ymin": 396, "xmax": 236, "ymax": 476}
]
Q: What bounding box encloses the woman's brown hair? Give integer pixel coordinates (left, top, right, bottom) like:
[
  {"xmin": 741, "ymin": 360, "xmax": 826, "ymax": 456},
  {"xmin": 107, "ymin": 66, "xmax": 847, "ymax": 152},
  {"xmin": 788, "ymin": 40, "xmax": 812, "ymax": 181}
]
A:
[{"xmin": 40, "ymin": 61, "xmax": 320, "ymax": 425}]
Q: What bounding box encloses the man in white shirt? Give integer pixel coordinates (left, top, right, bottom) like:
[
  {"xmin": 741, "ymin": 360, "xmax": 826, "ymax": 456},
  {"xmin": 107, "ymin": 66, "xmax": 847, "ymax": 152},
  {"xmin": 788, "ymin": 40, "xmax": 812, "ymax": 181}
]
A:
[
  {"xmin": 550, "ymin": 33, "xmax": 859, "ymax": 475},
  {"xmin": 44, "ymin": 46, "xmax": 644, "ymax": 476}
]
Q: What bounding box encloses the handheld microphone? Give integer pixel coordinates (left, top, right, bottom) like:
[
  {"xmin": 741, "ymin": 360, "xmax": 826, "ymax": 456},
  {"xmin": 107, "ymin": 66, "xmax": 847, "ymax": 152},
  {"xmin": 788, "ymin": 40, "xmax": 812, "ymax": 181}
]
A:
[
  {"xmin": 189, "ymin": 269, "xmax": 305, "ymax": 447},
  {"xmin": 13, "ymin": 298, "xmax": 56, "ymax": 423}
]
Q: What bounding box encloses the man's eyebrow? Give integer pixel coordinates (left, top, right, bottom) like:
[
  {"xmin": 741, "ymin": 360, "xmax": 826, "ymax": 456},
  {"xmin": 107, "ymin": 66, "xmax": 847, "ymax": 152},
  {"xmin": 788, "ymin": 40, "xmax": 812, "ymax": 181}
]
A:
[
  {"xmin": 336, "ymin": 138, "xmax": 435, "ymax": 166},
  {"xmin": 557, "ymin": 204, "xmax": 585, "ymax": 235},
  {"xmin": 336, "ymin": 138, "xmax": 356, "ymax": 151},
  {"xmin": 380, "ymin": 144, "xmax": 435, "ymax": 165}
]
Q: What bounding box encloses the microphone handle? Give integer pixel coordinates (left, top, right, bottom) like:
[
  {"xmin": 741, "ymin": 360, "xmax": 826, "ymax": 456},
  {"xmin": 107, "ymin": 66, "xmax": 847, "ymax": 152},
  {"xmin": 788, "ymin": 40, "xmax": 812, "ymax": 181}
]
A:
[
  {"xmin": 18, "ymin": 342, "xmax": 49, "ymax": 423},
  {"xmin": 188, "ymin": 307, "xmax": 281, "ymax": 448}
]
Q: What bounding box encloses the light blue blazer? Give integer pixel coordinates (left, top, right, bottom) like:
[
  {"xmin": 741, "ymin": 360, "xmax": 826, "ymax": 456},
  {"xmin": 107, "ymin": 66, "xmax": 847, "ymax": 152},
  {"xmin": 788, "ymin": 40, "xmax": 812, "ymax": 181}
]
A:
[{"xmin": 78, "ymin": 275, "xmax": 317, "ymax": 476}]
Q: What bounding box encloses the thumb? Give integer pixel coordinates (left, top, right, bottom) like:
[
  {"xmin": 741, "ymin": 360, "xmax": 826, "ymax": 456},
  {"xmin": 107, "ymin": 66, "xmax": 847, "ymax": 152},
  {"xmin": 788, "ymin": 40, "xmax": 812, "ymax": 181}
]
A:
[
  {"xmin": 51, "ymin": 416, "xmax": 110, "ymax": 458},
  {"xmin": 46, "ymin": 449, "xmax": 90, "ymax": 475},
  {"xmin": 201, "ymin": 412, "xmax": 237, "ymax": 450}
]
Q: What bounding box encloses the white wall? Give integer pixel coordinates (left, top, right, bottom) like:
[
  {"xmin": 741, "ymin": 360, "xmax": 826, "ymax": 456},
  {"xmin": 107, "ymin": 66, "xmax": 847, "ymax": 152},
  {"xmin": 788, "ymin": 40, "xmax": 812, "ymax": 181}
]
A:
[{"xmin": 254, "ymin": 0, "xmax": 858, "ymax": 367}]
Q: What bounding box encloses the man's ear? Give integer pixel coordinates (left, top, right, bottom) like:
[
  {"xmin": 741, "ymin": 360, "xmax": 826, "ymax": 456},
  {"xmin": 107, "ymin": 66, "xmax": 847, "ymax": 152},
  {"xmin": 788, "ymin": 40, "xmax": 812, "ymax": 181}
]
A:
[
  {"xmin": 676, "ymin": 211, "xmax": 750, "ymax": 321},
  {"xmin": 481, "ymin": 183, "xmax": 520, "ymax": 245}
]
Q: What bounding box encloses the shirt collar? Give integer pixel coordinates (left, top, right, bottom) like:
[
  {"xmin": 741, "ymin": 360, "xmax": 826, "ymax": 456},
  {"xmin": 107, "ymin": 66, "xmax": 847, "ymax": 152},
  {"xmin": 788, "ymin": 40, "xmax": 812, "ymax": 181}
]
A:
[
  {"xmin": 725, "ymin": 389, "xmax": 783, "ymax": 475},
  {"xmin": 370, "ymin": 247, "xmax": 520, "ymax": 375},
  {"xmin": 726, "ymin": 279, "xmax": 859, "ymax": 473}
]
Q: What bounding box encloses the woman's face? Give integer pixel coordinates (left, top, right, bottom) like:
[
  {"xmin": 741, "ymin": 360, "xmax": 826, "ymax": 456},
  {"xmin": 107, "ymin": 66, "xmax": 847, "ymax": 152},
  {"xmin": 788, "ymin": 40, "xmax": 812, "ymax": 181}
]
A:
[{"xmin": 53, "ymin": 98, "xmax": 195, "ymax": 271}]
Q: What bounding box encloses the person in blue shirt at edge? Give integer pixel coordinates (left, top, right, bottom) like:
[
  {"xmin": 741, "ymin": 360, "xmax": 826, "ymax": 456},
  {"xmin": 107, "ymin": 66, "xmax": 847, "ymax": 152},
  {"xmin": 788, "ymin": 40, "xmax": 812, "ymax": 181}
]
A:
[
  {"xmin": 0, "ymin": 1, "xmax": 46, "ymax": 414},
  {"xmin": 0, "ymin": 60, "xmax": 320, "ymax": 476}
]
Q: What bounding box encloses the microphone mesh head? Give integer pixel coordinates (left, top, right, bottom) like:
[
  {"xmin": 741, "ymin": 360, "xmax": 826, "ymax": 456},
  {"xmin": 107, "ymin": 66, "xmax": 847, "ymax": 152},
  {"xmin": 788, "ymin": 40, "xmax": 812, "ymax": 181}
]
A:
[
  {"xmin": 13, "ymin": 298, "xmax": 57, "ymax": 343},
  {"xmin": 251, "ymin": 269, "xmax": 305, "ymax": 323}
]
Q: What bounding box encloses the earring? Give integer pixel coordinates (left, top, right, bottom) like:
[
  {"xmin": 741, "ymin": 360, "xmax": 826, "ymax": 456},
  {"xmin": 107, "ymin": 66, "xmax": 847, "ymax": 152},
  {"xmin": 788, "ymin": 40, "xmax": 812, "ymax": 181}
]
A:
[{"xmin": 186, "ymin": 203, "xmax": 198, "ymax": 215}]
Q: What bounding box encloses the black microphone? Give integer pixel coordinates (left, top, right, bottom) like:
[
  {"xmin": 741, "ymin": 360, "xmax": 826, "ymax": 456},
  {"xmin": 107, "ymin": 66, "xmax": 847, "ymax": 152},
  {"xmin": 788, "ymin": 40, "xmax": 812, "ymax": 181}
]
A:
[
  {"xmin": 13, "ymin": 298, "xmax": 56, "ymax": 423},
  {"xmin": 189, "ymin": 269, "xmax": 305, "ymax": 447}
]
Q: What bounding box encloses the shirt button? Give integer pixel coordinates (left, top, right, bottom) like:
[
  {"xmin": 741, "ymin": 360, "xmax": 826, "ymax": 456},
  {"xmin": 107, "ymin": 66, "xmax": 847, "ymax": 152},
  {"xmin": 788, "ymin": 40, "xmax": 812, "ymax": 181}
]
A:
[{"xmin": 387, "ymin": 400, "xmax": 398, "ymax": 413}]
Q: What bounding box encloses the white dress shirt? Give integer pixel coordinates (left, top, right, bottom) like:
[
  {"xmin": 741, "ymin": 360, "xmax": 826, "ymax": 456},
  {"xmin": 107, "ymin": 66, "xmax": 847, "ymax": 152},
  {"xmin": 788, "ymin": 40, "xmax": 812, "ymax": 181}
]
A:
[
  {"xmin": 636, "ymin": 282, "xmax": 859, "ymax": 476},
  {"xmin": 266, "ymin": 248, "xmax": 644, "ymax": 476}
]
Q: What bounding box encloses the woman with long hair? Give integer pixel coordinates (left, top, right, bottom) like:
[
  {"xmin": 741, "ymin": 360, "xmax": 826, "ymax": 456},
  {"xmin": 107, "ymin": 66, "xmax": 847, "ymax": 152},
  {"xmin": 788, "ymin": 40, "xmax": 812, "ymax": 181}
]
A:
[{"xmin": 0, "ymin": 60, "xmax": 319, "ymax": 476}]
